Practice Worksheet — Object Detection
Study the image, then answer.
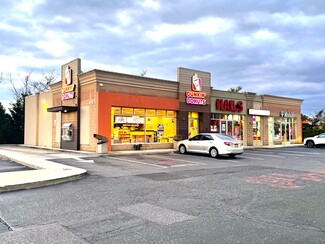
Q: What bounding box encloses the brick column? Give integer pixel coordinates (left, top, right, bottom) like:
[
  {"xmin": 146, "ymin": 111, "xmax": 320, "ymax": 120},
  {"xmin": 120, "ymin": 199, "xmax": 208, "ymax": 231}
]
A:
[
  {"xmin": 246, "ymin": 115, "xmax": 253, "ymax": 146},
  {"xmin": 262, "ymin": 117, "xmax": 269, "ymax": 146}
]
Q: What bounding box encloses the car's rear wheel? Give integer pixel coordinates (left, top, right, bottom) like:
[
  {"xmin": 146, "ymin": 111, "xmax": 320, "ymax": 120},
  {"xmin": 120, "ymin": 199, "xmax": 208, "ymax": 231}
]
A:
[
  {"xmin": 306, "ymin": 140, "xmax": 315, "ymax": 148},
  {"xmin": 209, "ymin": 147, "xmax": 218, "ymax": 158},
  {"xmin": 179, "ymin": 144, "xmax": 187, "ymax": 154}
]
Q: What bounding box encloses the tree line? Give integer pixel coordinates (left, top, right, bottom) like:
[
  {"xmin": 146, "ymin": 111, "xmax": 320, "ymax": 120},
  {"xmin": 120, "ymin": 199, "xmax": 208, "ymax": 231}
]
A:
[
  {"xmin": 0, "ymin": 70, "xmax": 57, "ymax": 144},
  {"xmin": 302, "ymin": 110, "xmax": 325, "ymax": 138}
]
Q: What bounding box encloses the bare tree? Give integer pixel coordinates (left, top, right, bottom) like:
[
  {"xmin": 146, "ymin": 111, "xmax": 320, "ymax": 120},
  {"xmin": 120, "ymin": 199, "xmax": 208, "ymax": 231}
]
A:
[
  {"xmin": 140, "ymin": 69, "xmax": 147, "ymax": 77},
  {"xmin": 6, "ymin": 69, "xmax": 58, "ymax": 100},
  {"xmin": 8, "ymin": 70, "xmax": 33, "ymax": 100},
  {"xmin": 31, "ymin": 69, "xmax": 58, "ymax": 93},
  {"xmin": 228, "ymin": 86, "xmax": 243, "ymax": 93}
]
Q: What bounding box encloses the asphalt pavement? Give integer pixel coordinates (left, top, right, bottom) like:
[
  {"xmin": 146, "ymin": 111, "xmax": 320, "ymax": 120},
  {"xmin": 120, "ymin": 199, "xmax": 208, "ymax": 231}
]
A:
[
  {"xmin": 2, "ymin": 143, "xmax": 325, "ymax": 244},
  {"xmin": 0, "ymin": 143, "xmax": 304, "ymax": 193}
]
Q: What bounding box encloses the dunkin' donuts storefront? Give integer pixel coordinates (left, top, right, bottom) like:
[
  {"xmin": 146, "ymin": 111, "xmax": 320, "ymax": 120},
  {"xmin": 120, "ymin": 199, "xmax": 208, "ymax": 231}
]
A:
[
  {"xmin": 25, "ymin": 59, "xmax": 211, "ymax": 152},
  {"xmin": 24, "ymin": 58, "xmax": 303, "ymax": 152}
]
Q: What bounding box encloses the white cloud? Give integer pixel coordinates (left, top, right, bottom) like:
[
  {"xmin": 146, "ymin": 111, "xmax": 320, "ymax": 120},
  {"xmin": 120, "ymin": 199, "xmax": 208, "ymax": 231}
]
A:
[
  {"xmin": 235, "ymin": 29, "xmax": 282, "ymax": 48},
  {"xmin": 0, "ymin": 22, "xmax": 28, "ymax": 36},
  {"xmin": 52, "ymin": 16, "xmax": 73, "ymax": 24},
  {"xmin": 0, "ymin": 0, "xmax": 324, "ymax": 114},
  {"xmin": 140, "ymin": 0, "xmax": 161, "ymax": 10},
  {"xmin": 253, "ymin": 29, "xmax": 279, "ymax": 40},
  {"xmin": 36, "ymin": 31, "xmax": 72, "ymax": 57},
  {"xmin": 117, "ymin": 11, "xmax": 133, "ymax": 26},
  {"xmin": 17, "ymin": 0, "xmax": 44, "ymax": 13},
  {"xmin": 95, "ymin": 23, "xmax": 124, "ymax": 36},
  {"xmin": 145, "ymin": 16, "xmax": 235, "ymax": 42},
  {"xmin": 273, "ymin": 12, "xmax": 325, "ymax": 27}
]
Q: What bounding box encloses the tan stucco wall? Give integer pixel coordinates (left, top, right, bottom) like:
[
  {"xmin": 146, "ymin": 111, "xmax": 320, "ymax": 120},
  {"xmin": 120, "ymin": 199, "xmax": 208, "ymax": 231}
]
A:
[
  {"xmin": 24, "ymin": 94, "xmax": 39, "ymax": 145},
  {"xmin": 79, "ymin": 72, "xmax": 98, "ymax": 152},
  {"xmin": 37, "ymin": 91, "xmax": 53, "ymax": 147}
]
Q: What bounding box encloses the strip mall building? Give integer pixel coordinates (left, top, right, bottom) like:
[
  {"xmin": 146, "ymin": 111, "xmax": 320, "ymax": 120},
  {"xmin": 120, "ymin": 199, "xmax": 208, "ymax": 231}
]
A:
[{"xmin": 25, "ymin": 58, "xmax": 303, "ymax": 152}]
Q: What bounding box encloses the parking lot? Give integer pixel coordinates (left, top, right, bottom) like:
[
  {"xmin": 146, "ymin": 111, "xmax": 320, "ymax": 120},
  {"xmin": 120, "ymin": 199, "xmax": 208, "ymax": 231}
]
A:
[
  {"xmin": 2, "ymin": 145, "xmax": 325, "ymax": 243},
  {"xmin": 49, "ymin": 146, "xmax": 325, "ymax": 185},
  {"xmin": 0, "ymin": 157, "xmax": 34, "ymax": 173}
]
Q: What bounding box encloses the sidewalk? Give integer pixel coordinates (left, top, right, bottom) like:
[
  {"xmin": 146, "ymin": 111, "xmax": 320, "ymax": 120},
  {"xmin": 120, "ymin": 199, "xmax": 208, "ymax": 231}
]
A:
[
  {"xmin": 0, "ymin": 146, "xmax": 87, "ymax": 193},
  {"xmin": 0, "ymin": 144, "xmax": 304, "ymax": 193}
]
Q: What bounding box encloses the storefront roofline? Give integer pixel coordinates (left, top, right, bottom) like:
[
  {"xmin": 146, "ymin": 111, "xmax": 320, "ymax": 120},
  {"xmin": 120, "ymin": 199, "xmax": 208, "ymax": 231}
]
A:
[
  {"xmin": 47, "ymin": 106, "xmax": 78, "ymax": 113},
  {"xmin": 80, "ymin": 69, "xmax": 177, "ymax": 84}
]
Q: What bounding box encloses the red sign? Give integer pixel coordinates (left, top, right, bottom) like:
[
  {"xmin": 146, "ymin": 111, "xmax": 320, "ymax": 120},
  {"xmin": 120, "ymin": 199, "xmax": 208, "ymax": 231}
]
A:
[
  {"xmin": 216, "ymin": 99, "xmax": 243, "ymax": 112},
  {"xmin": 62, "ymin": 91, "xmax": 75, "ymax": 100},
  {"xmin": 186, "ymin": 91, "xmax": 206, "ymax": 98},
  {"xmin": 186, "ymin": 97, "xmax": 206, "ymax": 105}
]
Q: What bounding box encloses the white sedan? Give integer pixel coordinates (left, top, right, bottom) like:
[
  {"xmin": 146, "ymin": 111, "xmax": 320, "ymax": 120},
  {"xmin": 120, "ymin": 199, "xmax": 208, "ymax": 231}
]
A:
[
  {"xmin": 177, "ymin": 133, "xmax": 244, "ymax": 158},
  {"xmin": 304, "ymin": 133, "xmax": 325, "ymax": 148}
]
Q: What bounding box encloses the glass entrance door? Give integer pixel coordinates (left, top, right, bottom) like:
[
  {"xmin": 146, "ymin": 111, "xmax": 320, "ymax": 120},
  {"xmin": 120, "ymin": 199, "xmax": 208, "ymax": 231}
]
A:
[
  {"xmin": 220, "ymin": 120, "xmax": 227, "ymax": 134},
  {"xmin": 281, "ymin": 122, "xmax": 291, "ymax": 144},
  {"xmin": 220, "ymin": 120, "xmax": 233, "ymax": 136},
  {"xmin": 188, "ymin": 112, "xmax": 199, "ymax": 138}
]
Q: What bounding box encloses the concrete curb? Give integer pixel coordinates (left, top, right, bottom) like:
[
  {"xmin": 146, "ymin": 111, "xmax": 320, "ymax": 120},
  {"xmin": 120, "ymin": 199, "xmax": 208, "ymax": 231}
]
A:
[
  {"xmin": 0, "ymin": 148, "xmax": 87, "ymax": 193},
  {"xmin": 0, "ymin": 171, "xmax": 87, "ymax": 193}
]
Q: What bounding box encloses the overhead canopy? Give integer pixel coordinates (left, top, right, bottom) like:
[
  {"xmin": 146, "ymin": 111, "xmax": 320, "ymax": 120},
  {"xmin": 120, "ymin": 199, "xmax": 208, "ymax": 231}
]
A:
[{"xmin": 47, "ymin": 106, "xmax": 78, "ymax": 113}]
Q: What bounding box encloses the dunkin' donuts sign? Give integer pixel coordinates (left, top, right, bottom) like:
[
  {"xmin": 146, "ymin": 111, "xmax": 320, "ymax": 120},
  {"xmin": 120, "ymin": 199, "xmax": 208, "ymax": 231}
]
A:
[
  {"xmin": 185, "ymin": 74, "xmax": 207, "ymax": 106},
  {"xmin": 61, "ymin": 66, "xmax": 75, "ymax": 100}
]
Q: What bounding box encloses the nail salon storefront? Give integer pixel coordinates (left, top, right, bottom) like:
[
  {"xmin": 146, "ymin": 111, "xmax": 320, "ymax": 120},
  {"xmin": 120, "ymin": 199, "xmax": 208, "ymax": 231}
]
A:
[
  {"xmin": 24, "ymin": 58, "xmax": 303, "ymax": 153},
  {"xmin": 210, "ymin": 90, "xmax": 303, "ymax": 146}
]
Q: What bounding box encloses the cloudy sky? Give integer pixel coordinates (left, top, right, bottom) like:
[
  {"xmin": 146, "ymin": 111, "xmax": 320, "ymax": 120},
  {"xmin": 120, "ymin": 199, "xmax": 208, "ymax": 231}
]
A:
[{"xmin": 0, "ymin": 0, "xmax": 324, "ymax": 115}]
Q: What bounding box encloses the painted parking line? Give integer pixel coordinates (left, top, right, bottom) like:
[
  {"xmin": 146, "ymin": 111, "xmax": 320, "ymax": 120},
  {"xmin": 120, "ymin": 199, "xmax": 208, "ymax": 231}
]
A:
[
  {"xmin": 144, "ymin": 155, "xmax": 206, "ymax": 166},
  {"xmin": 279, "ymin": 150, "xmax": 321, "ymax": 155},
  {"xmin": 112, "ymin": 157, "xmax": 168, "ymax": 168},
  {"xmin": 278, "ymin": 153, "xmax": 305, "ymax": 157},
  {"xmin": 245, "ymin": 152, "xmax": 285, "ymax": 158},
  {"xmin": 72, "ymin": 157, "xmax": 95, "ymax": 163},
  {"xmin": 240, "ymin": 156, "xmax": 265, "ymax": 160}
]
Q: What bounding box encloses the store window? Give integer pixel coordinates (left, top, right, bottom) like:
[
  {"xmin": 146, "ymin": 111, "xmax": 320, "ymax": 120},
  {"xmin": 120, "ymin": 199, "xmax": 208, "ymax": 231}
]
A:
[
  {"xmin": 210, "ymin": 114, "xmax": 244, "ymax": 140},
  {"xmin": 134, "ymin": 108, "xmax": 145, "ymax": 116},
  {"xmin": 274, "ymin": 118, "xmax": 297, "ymax": 142},
  {"xmin": 122, "ymin": 108, "xmax": 133, "ymax": 115},
  {"xmin": 252, "ymin": 116, "xmax": 260, "ymax": 141},
  {"xmin": 111, "ymin": 107, "xmax": 177, "ymax": 144}
]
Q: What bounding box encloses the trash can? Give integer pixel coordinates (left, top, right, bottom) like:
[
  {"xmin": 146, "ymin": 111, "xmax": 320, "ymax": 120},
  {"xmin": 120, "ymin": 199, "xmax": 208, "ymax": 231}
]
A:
[
  {"xmin": 97, "ymin": 142, "xmax": 108, "ymax": 153},
  {"xmin": 94, "ymin": 134, "xmax": 108, "ymax": 153},
  {"xmin": 134, "ymin": 144, "xmax": 142, "ymax": 150}
]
